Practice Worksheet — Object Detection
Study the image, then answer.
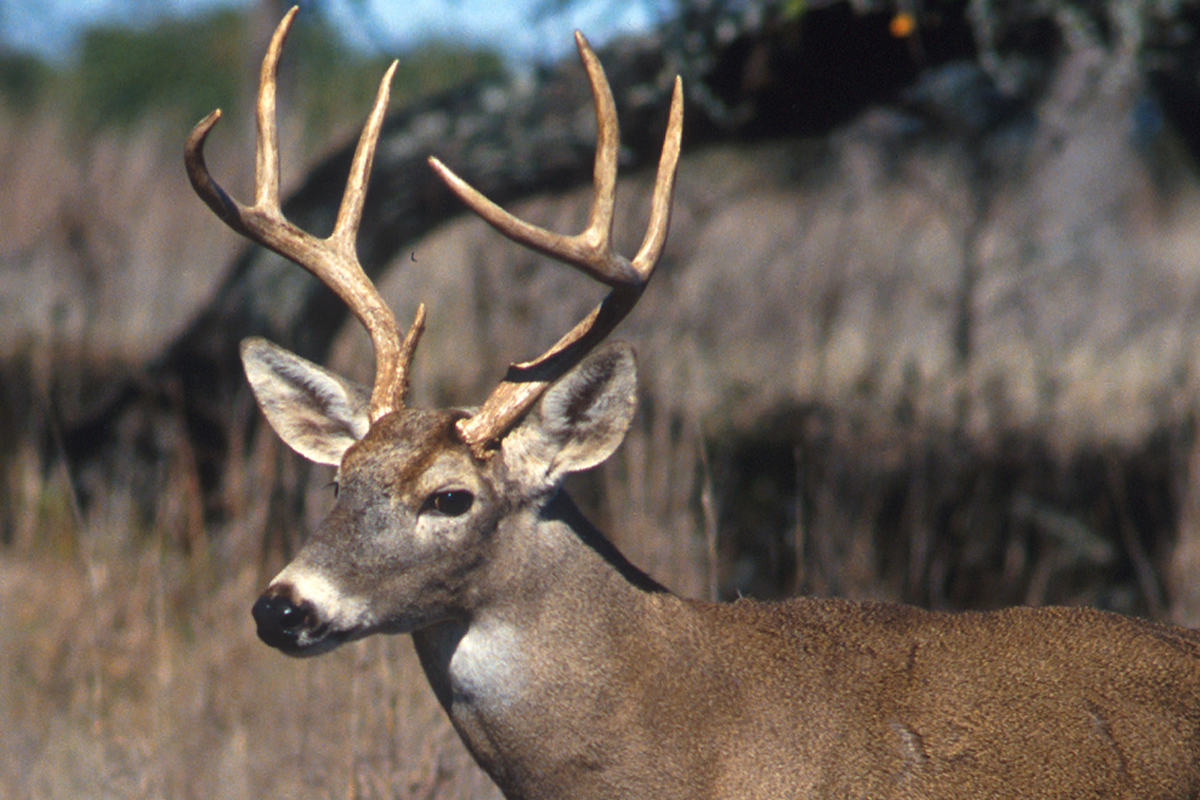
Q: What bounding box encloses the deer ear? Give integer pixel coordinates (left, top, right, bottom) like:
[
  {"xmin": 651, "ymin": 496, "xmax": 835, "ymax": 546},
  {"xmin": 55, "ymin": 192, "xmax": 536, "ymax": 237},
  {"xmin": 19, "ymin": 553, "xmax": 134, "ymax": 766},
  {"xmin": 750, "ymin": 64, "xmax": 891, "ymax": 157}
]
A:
[
  {"xmin": 240, "ymin": 337, "xmax": 371, "ymax": 466},
  {"xmin": 501, "ymin": 343, "xmax": 637, "ymax": 491}
]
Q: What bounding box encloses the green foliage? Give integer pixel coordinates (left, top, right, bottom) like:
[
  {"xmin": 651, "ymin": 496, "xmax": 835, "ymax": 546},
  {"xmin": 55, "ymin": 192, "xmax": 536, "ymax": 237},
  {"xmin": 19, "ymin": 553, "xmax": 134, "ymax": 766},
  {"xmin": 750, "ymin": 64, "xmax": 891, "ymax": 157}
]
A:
[
  {"xmin": 285, "ymin": 17, "xmax": 503, "ymax": 145},
  {"xmin": 781, "ymin": 0, "xmax": 808, "ymax": 22},
  {"xmin": 0, "ymin": 51, "xmax": 53, "ymax": 113},
  {"xmin": 73, "ymin": 8, "xmax": 247, "ymax": 132},
  {"xmin": 392, "ymin": 40, "xmax": 504, "ymax": 99}
]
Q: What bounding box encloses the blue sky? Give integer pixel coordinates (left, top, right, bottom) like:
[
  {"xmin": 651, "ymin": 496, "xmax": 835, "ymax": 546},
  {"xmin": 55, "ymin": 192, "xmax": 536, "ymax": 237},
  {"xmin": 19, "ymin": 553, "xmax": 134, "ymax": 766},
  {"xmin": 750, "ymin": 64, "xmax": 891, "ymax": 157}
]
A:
[{"xmin": 0, "ymin": 0, "xmax": 659, "ymax": 62}]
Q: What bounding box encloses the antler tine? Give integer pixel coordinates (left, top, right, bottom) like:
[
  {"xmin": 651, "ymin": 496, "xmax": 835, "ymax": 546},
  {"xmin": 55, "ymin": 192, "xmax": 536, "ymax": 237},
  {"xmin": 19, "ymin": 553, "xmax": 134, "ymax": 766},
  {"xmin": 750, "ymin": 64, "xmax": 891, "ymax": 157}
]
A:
[
  {"xmin": 435, "ymin": 34, "xmax": 684, "ymax": 457},
  {"xmin": 429, "ymin": 32, "xmax": 637, "ymax": 288},
  {"xmin": 184, "ymin": 6, "xmax": 425, "ymax": 422}
]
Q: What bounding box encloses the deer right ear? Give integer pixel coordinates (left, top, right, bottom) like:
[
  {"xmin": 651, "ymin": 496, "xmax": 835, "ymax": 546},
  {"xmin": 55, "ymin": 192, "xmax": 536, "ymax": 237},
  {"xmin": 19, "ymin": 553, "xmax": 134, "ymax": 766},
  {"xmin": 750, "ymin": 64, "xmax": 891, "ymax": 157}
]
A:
[
  {"xmin": 501, "ymin": 343, "xmax": 637, "ymax": 491},
  {"xmin": 240, "ymin": 337, "xmax": 371, "ymax": 466}
]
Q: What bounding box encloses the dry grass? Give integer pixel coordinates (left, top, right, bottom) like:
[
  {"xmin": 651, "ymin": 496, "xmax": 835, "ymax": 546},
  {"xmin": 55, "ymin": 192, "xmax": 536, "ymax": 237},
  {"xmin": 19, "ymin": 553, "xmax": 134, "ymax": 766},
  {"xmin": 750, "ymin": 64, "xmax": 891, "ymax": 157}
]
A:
[
  {"xmin": 0, "ymin": 96, "xmax": 325, "ymax": 368},
  {"xmin": 0, "ymin": 553, "xmax": 500, "ymax": 800}
]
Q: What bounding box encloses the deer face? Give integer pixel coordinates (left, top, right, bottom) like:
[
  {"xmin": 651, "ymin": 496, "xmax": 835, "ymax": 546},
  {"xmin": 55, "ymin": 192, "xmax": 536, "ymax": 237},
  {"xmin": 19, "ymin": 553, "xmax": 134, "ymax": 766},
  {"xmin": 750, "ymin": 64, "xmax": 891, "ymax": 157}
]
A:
[
  {"xmin": 254, "ymin": 406, "xmax": 499, "ymax": 655},
  {"xmin": 244, "ymin": 338, "xmax": 637, "ymax": 657}
]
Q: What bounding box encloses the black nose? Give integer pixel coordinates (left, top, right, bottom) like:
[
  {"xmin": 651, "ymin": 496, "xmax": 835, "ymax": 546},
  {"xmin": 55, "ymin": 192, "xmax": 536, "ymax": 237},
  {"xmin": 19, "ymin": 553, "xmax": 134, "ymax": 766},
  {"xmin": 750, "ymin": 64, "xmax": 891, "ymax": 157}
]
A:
[{"xmin": 252, "ymin": 591, "xmax": 313, "ymax": 648}]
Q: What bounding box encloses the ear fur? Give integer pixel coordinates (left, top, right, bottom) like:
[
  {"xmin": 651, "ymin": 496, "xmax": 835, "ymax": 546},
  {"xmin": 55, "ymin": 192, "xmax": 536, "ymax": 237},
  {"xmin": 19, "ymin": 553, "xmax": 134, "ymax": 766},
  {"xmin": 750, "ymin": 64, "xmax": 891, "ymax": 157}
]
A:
[
  {"xmin": 240, "ymin": 337, "xmax": 371, "ymax": 465},
  {"xmin": 501, "ymin": 343, "xmax": 637, "ymax": 491}
]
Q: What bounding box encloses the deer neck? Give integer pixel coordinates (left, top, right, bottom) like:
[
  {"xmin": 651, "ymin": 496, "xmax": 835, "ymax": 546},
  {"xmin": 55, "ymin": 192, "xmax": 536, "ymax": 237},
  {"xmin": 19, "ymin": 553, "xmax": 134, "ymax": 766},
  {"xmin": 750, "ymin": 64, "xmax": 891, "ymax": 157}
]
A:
[
  {"xmin": 411, "ymin": 488, "xmax": 670, "ymax": 691},
  {"xmin": 409, "ymin": 489, "xmax": 686, "ymax": 795}
]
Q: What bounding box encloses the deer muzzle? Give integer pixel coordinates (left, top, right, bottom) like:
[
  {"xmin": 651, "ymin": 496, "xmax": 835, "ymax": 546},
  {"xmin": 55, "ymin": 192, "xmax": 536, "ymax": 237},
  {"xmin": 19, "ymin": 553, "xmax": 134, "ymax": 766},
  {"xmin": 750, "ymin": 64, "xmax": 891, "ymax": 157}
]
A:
[{"xmin": 252, "ymin": 585, "xmax": 335, "ymax": 656}]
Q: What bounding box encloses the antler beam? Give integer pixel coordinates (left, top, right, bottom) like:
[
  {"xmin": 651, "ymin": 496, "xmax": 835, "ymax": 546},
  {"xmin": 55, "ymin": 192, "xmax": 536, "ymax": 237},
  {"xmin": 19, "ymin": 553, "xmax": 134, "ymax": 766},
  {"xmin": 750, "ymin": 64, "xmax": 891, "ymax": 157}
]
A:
[{"xmin": 184, "ymin": 6, "xmax": 425, "ymax": 422}]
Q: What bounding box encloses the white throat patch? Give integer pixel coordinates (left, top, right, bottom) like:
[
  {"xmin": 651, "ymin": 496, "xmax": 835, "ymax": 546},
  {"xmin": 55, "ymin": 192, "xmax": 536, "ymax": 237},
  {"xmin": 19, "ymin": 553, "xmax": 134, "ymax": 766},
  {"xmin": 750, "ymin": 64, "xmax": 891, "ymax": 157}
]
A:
[{"xmin": 449, "ymin": 615, "xmax": 527, "ymax": 711}]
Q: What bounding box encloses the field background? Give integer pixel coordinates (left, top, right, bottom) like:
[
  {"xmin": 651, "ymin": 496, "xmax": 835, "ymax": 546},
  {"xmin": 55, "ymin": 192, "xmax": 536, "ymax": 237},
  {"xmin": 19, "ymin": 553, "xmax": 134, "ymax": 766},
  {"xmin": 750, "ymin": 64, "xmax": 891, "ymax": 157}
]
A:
[{"xmin": 6, "ymin": 1, "xmax": 1200, "ymax": 798}]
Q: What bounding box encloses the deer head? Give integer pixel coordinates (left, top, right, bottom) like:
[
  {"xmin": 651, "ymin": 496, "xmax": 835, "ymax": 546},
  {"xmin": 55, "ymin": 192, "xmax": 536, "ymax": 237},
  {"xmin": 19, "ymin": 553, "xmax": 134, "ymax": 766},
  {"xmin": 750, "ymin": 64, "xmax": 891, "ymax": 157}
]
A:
[{"xmin": 185, "ymin": 6, "xmax": 682, "ymax": 657}]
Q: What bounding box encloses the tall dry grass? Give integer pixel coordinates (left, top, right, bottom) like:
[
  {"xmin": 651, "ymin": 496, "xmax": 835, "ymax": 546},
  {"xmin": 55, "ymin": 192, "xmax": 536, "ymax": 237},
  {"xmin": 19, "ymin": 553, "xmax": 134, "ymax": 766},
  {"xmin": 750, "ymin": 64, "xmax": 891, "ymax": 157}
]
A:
[
  {"xmin": 0, "ymin": 510, "xmax": 499, "ymax": 800},
  {"xmin": 1, "ymin": 114, "xmax": 227, "ymax": 367}
]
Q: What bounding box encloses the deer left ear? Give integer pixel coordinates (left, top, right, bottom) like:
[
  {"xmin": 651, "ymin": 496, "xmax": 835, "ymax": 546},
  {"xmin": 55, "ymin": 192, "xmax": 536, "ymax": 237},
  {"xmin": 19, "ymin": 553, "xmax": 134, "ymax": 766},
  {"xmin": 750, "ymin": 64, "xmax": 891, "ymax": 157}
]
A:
[
  {"xmin": 501, "ymin": 343, "xmax": 637, "ymax": 491},
  {"xmin": 240, "ymin": 337, "xmax": 371, "ymax": 466}
]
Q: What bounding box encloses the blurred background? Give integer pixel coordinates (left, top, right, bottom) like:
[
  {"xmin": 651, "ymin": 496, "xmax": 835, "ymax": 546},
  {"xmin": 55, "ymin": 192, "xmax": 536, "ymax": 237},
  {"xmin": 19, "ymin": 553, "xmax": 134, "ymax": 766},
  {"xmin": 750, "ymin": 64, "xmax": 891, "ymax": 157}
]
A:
[{"xmin": 5, "ymin": 0, "xmax": 1200, "ymax": 797}]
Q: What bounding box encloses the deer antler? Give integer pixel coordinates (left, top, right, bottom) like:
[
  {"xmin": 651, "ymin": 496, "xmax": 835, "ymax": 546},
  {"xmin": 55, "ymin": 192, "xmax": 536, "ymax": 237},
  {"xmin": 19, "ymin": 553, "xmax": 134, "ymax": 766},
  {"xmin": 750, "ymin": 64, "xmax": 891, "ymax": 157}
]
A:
[
  {"xmin": 430, "ymin": 32, "xmax": 684, "ymax": 458},
  {"xmin": 184, "ymin": 6, "xmax": 425, "ymax": 423}
]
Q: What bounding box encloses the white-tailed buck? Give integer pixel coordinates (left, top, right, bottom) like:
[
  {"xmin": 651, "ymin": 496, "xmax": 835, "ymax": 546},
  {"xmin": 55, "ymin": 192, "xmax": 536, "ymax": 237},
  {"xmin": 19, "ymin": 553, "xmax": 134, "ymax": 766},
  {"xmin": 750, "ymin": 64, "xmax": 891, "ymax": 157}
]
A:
[{"xmin": 186, "ymin": 8, "xmax": 1200, "ymax": 799}]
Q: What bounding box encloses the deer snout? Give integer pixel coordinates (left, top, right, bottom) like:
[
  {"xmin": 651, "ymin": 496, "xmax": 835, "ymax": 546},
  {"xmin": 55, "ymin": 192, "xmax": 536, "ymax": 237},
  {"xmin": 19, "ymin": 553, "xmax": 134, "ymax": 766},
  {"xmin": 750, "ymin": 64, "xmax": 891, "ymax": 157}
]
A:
[{"xmin": 252, "ymin": 586, "xmax": 324, "ymax": 653}]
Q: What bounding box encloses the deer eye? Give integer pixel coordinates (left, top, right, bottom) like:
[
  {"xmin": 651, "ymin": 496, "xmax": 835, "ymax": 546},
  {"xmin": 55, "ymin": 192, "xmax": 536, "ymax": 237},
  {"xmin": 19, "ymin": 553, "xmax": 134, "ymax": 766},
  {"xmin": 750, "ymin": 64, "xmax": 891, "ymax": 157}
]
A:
[{"xmin": 423, "ymin": 489, "xmax": 474, "ymax": 517}]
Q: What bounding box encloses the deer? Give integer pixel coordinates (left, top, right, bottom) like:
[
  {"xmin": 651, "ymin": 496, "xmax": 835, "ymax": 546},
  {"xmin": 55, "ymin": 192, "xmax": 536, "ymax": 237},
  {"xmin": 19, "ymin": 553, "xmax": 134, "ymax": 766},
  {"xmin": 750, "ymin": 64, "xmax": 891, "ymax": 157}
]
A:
[{"xmin": 185, "ymin": 8, "xmax": 1200, "ymax": 799}]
